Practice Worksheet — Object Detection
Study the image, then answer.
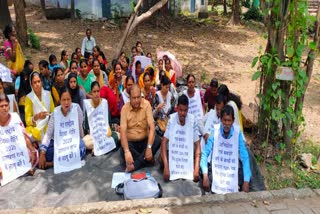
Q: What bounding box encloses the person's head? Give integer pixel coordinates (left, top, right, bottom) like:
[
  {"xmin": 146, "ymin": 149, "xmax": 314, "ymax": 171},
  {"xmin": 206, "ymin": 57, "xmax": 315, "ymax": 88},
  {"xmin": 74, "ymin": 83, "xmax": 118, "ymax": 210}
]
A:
[
  {"xmin": 69, "ymin": 60, "xmax": 78, "ymax": 74},
  {"xmin": 163, "ymin": 55, "xmax": 168, "ymax": 62},
  {"xmin": 30, "ymin": 72, "xmax": 42, "ymax": 94},
  {"xmin": 113, "ymin": 62, "xmax": 123, "ymax": 79},
  {"xmin": 119, "ymin": 57, "xmax": 128, "ymax": 71},
  {"xmin": 143, "ymin": 72, "xmax": 151, "ymax": 89},
  {"xmin": 177, "ymin": 94, "xmax": 189, "ymax": 125},
  {"xmin": 38, "ymin": 60, "xmax": 50, "ymax": 77},
  {"xmin": 120, "ymin": 51, "xmax": 126, "ymax": 60},
  {"xmin": 67, "ymin": 73, "xmax": 78, "ymax": 90},
  {"xmin": 215, "ymin": 94, "xmax": 226, "ymax": 118},
  {"xmin": 93, "ymin": 46, "xmax": 101, "ymax": 58},
  {"xmin": 218, "ymin": 84, "xmax": 229, "ymax": 97},
  {"xmin": 0, "ymin": 78, "xmax": 4, "ymax": 94},
  {"xmin": 131, "ymin": 46, "xmax": 137, "ymax": 57},
  {"xmin": 75, "ymin": 47, "xmax": 82, "ymax": 57},
  {"xmin": 71, "ymin": 52, "xmax": 78, "ymax": 62},
  {"xmin": 146, "ymin": 52, "xmax": 152, "ymax": 59},
  {"xmin": 165, "ymin": 58, "xmax": 171, "ymax": 71},
  {"xmin": 186, "ymin": 74, "xmax": 196, "ymax": 90},
  {"xmin": 59, "ymin": 87, "xmax": 72, "ymax": 114},
  {"xmin": 91, "ymin": 81, "xmax": 100, "ymax": 102},
  {"xmin": 158, "ymin": 59, "xmax": 164, "ymax": 71},
  {"xmin": 3, "ymin": 24, "xmax": 16, "ymax": 39},
  {"xmin": 135, "ymin": 60, "xmax": 142, "ymax": 75},
  {"xmin": 129, "ymin": 84, "xmax": 141, "ymax": 109},
  {"xmin": 136, "ymin": 41, "xmax": 142, "ymax": 53},
  {"xmin": 0, "ymin": 93, "xmax": 10, "ymax": 119},
  {"xmin": 210, "ymin": 78, "xmax": 218, "ymax": 96},
  {"xmin": 60, "ymin": 50, "xmax": 69, "ymax": 62},
  {"xmin": 221, "ymin": 105, "xmax": 235, "ymax": 134},
  {"xmin": 146, "ymin": 67, "xmax": 155, "ymax": 78},
  {"xmin": 86, "ymin": 28, "xmax": 92, "ymax": 39},
  {"xmin": 79, "ymin": 59, "xmax": 88, "ymax": 76},
  {"xmin": 49, "ymin": 54, "xmax": 58, "ymax": 66},
  {"xmin": 160, "ymin": 76, "xmax": 171, "ymax": 94},
  {"xmin": 125, "ymin": 76, "xmax": 134, "ymax": 93},
  {"xmin": 87, "ymin": 53, "xmax": 94, "ymax": 65},
  {"xmin": 92, "ymin": 59, "xmax": 101, "ymax": 75},
  {"xmin": 24, "ymin": 60, "xmax": 34, "ymax": 71},
  {"xmin": 52, "ymin": 67, "xmax": 64, "ymax": 84}
]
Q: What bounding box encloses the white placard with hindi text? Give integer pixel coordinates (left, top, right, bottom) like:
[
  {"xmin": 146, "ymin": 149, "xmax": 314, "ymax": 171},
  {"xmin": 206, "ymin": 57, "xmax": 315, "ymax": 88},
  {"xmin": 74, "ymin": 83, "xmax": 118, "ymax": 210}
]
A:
[
  {"xmin": 53, "ymin": 105, "xmax": 81, "ymax": 174},
  {"xmin": 0, "ymin": 63, "xmax": 12, "ymax": 83},
  {"xmin": 0, "ymin": 124, "xmax": 31, "ymax": 186}
]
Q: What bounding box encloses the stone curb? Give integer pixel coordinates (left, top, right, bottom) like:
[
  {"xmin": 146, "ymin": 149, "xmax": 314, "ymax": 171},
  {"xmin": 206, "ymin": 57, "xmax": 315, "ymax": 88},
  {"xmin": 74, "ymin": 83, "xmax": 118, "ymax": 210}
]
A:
[{"xmin": 1, "ymin": 188, "xmax": 319, "ymax": 214}]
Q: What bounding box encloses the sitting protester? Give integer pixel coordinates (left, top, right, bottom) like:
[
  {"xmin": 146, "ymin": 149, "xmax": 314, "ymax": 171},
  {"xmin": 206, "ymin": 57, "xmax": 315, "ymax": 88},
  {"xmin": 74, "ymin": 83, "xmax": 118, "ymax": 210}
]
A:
[
  {"xmin": 160, "ymin": 94, "xmax": 200, "ymax": 182},
  {"xmin": 38, "ymin": 60, "xmax": 52, "ymax": 91},
  {"xmin": 118, "ymin": 75, "xmax": 134, "ymax": 111},
  {"xmin": 66, "ymin": 73, "xmax": 86, "ymax": 110},
  {"xmin": 90, "ymin": 59, "xmax": 108, "ymax": 87},
  {"xmin": 204, "ymin": 78, "xmax": 219, "ymax": 111},
  {"xmin": 77, "ymin": 59, "xmax": 96, "ymax": 97},
  {"xmin": 0, "ymin": 94, "xmax": 38, "ymax": 184},
  {"xmin": 51, "ymin": 67, "xmax": 65, "ymax": 107},
  {"xmin": 120, "ymin": 84, "xmax": 161, "ymax": 172},
  {"xmin": 200, "ymin": 105, "xmax": 251, "ymax": 194},
  {"xmin": 48, "ymin": 54, "xmax": 60, "ymax": 73},
  {"xmin": 83, "ymin": 82, "xmax": 118, "ymax": 155},
  {"xmin": 141, "ymin": 72, "xmax": 156, "ymax": 106},
  {"xmin": 39, "ymin": 88, "xmax": 86, "ymax": 171},
  {"xmin": 0, "ymin": 78, "xmax": 18, "ymax": 113}
]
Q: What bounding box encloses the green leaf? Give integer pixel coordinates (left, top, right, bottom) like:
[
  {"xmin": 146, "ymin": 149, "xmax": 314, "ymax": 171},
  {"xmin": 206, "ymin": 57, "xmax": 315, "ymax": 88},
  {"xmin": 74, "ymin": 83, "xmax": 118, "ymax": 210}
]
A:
[
  {"xmin": 287, "ymin": 47, "xmax": 294, "ymax": 58},
  {"xmin": 309, "ymin": 41, "xmax": 316, "ymax": 50},
  {"xmin": 251, "ymin": 56, "xmax": 259, "ymax": 68},
  {"xmin": 287, "ymin": 130, "xmax": 293, "ymax": 138},
  {"xmin": 252, "ymin": 71, "xmax": 262, "ymax": 80}
]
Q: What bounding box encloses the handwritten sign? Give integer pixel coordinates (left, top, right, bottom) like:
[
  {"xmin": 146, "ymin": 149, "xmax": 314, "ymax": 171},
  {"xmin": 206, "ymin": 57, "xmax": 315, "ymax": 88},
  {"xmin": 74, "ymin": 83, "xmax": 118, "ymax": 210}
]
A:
[
  {"xmin": 276, "ymin": 66, "xmax": 295, "ymax": 81},
  {"xmin": 211, "ymin": 124, "xmax": 239, "ymax": 194},
  {"xmin": 184, "ymin": 89, "xmax": 204, "ymax": 120},
  {"xmin": 0, "ymin": 63, "xmax": 12, "ymax": 83},
  {"xmin": 168, "ymin": 113, "xmax": 194, "ymax": 180},
  {"xmin": 85, "ymin": 99, "xmax": 116, "ymax": 156},
  {"xmin": 53, "ymin": 105, "xmax": 81, "ymax": 174},
  {"xmin": 0, "ymin": 123, "xmax": 31, "ymax": 186}
]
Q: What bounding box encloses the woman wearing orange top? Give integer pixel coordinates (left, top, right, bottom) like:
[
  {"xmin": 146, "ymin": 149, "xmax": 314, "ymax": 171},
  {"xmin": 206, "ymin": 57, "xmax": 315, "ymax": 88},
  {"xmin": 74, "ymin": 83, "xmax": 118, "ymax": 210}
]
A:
[
  {"xmin": 138, "ymin": 65, "xmax": 156, "ymax": 88},
  {"xmin": 108, "ymin": 62, "xmax": 126, "ymax": 105}
]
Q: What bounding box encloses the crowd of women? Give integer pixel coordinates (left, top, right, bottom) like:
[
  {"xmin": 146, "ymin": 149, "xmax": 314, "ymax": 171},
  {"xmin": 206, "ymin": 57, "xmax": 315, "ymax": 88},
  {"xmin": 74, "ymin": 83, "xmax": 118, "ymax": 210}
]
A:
[{"xmin": 0, "ymin": 25, "xmax": 244, "ymax": 185}]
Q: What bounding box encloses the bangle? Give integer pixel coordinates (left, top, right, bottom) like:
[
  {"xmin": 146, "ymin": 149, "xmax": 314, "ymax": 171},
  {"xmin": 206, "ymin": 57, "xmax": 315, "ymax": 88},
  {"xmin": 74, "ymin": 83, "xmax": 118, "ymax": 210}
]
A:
[
  {"xmin": 124, "ymin": 149, "xmax": 130, "ymax": 153},
  {"xmin": 31, "ymin": 150, "xmax": 37, "ymax": 153}
]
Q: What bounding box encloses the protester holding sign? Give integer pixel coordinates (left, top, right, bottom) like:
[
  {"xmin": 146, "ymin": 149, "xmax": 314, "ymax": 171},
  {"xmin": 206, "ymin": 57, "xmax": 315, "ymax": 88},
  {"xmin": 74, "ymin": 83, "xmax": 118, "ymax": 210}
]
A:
[
  {"xmin": 183, "ymin": 74, "xmax": 205, "ymax": 136},
  {"xmin": 0, "ymin": 78, "xmax": 18, "ymax": 113},
  {"xmin": 83, "ymin": 81, "xmax": 118, "ymax": 154},
  {"xmin": 161, "ymin": 94, "xmax": 201, "ymax": 182},
  {"xmin": 200, "ymin": 105, "xmax": 251, "ymax": 194},
  {"xmin": 39, "ymin": 88, "xmax": 86, "ymax": 172},
  {"xmin": 25, "ymin": 72, "xmax": 54, "ymax": 142},
  {"xmin": 0, "ymin": 94, "xmax": 38, "ymax": 185}
]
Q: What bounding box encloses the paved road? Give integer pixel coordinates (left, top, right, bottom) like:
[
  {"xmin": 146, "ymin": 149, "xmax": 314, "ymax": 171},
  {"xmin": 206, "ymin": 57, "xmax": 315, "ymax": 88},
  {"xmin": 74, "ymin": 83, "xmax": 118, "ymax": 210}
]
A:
[{"xmin": 117, "ymin": 196, "xmax": 320, "ymax": 214}]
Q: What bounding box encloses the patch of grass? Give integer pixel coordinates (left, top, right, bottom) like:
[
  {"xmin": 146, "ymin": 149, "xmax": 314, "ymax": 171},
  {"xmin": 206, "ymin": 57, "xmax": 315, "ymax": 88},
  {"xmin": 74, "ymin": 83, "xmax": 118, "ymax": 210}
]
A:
[{"xmin": 28, "ymin": 29, "xmax": 40, "ymax": 50}]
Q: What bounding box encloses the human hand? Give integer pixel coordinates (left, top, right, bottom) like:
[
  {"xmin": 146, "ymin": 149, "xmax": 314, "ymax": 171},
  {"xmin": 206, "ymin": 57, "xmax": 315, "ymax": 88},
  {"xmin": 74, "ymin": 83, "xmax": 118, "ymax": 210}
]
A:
[
  {"xmin": 193, "ymin": 169, "xmax": 199, "ymax": 182},
  {"xmin": 0, "ymin": 167, "xmax": 2, "ymax": 178},
  {"xmin": 158, "ymin": 103, "xmax": 165, "ymax": 110},
  {"xmin": 163, "ymin": 166, "xmax": 170, "ymax": 181},
  {"xmin": 36, "ymin": 112, "xmax": 49, "ymax": 121},
  {"xmin": 202, "ymin": 174, "xmax": 210, "ymax": 192},
  {"xmin": 10, "ymin": 35, "xmax": 18, "ymax": 45},
  {"xmin": 204, "ymin": 134, "xmax": 209, "ymax": 143},
  {"xmin": 144, "ymin": 147, "xmax": 153, "ymax": 162},
  {"xmin": 124, "ymin": 150, "xmax": 134, "ymax": 166},
  {"xmin": 38, "ymin": 152, "xmax": 46, "ymax": 169},
  {"xmin": 242, "ymin": 182, "xmax": 249, "ymax": 193},
  {"xmin": 30, "ymin": 151, "xmax": 37, "ymax": 166}
]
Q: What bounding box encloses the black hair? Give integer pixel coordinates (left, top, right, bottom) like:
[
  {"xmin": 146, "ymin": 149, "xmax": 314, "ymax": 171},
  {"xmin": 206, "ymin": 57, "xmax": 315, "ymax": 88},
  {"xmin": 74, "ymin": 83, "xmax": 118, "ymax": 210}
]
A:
[
  {"xmin": 0, "ymin": 93, "xmax": 9, "ymax": 104},
  {"xmin": 69, "ymin": 60, "xmax": 78, "ymax": 69},
  {"xmin": 160, "ymin": 75, "xmax": 171, "ymax": 86},
  {"xmin": 216, "ymin": 94, "xmax": 226, "ymax": 105},
  {"xmin": 75, "ymin": 47, "xmax": 81, "ymax": 53},
  {"xmin": 59, "ymin": 86, "xmax": 70, "ymax": 98},
  {"xmin": 93, "ymin": 45, "xmax": 101, "ymax": 53},
  {"xmin": 221, "ymin": 105, "xmax": 235, "ymax": 121},
  {"xmin": 86, "ymin": 28, "xmax": 91, "ymax": 34},
  {"xmin": 79, "ymin": 59, "xmax": 88, "ymax": 66},
  {"xmin": 52, "ymin": 67, "xmax": 63, "ymax": 82},
  {"xmin": 135, "ymin": 60, "xmax": 141, "ymax": 67},
  {"xmin": 125, "ymin": 56, "xmax": 130, "ymax": 64},
  {"xmin": 165, "ymin": 58, "xmax": 171, "ymax": 64},
  {"xmin": 92, "ymin": 58, "xmax": 100, "ymax": 66},
  {"xmin": 120, "ymin": 51, "xmax": 125, "ymax": 57},
  {"xmin": 71, "ymin": 52, "xmax": 77, "ymax": 60},
  {"xmin": 125, "ymin": 75, "xmax": 135, "ymax": 85},
  {"xmin": 38, "ymin": 60, "xmax": 49, "ymax": 68},
  {"xmin": 136, "ymin": 41, "xmax": 142, "ymax": 47},
  {"xmin": 23, "ymin": 60, "xmax": 33, "ymax": 69},
  {"xmin": 3, "ymin": 24, "xmax": 14, "ymax": 39},
  {"xmin": 60, "ymin": 50, "xmax": 67, "ymax": 61},
  {"xmin": 91, "ymin": 81, "xmax": 100, "ymax": 91},
  {"xmin": 218, "ymin": 84, "xmax": 242, "ymax": 110},
  {"xmin": 178, "ymin": 94, "xmax": 189, "ymax": 106},
  {"xmin": 210, "ymin": 78, "xmax": 218, "ymax": 88},
  {"xmin": 49, "ymin": 54, "xmax": 57, "ymax": 65},
  {"xmin": 131, "ymin": 46, "xmax": 137, "ymax": 51},
  {"xmin": 146, "ymin": 52, "xmax": 151, "ymax": 57},
  {"xmin": 186, "ymin": 74, "xmax": 195, "ymax": 82},
  {"xmin": 113, "ymin": 61, "xmax": 123, "ymax": 71},
  {"xmin": 146, "ymin": 67, "xmax": 155, "ymax": 77},
  {"xmin": 0, "ymin": 78, "xmax": 3, "ymax": 85},
  {"xmin": 143, "ymin": 72, "xmax": 151, "ymax": 81}
]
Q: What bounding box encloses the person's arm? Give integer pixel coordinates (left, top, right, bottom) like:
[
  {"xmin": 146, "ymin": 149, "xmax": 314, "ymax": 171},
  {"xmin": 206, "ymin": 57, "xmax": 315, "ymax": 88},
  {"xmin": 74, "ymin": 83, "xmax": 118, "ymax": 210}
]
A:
[
  {"xmin": 38, "ymin": 114, "xmax": 55, "ymax": 169},
  {"xmin": 49, "ymin": 94, "xmax": 55, "ymax": 113},
  {"xmin": 77, "ymin": 104, "xmax": 84, "ymax": 138},
  {"xmin": 200, "ymin": 90, "xmax": 206, "ymax": 114},
  {"xmin": 6, "ymin": 39, "xmax": 17, "ymax": 62},
  {"xmin": 120, "ymin": 106, "xmax": 133, "ymax": 166},
  {"xmin": 25, "ymin": 134, "xmax": 37, "ymax": 166},
  {"xmin": 161, "ymin": 136, "xmax": 170, "ymax": 181},
  {"xmin": 51, "ymin": 86, "xmax": 60, "ymax": 107},
  {"xmin": 145, "ymin": 102, "xmax": 155, "ymax": 161},
  {"xmin": 200, "ymin": 129, "xmax": 214, "ymax": 192},
  {"xmin": 25, "ymin": 96, "xmax": 34, "ymax": 127},
  {"xmin": 81, "ymin": 38, "xmax": 86, "ymax": 56},
  {"xmin": 239, "ymin": 131, "xmax": 251, "ymax": 192},
  {"xmin": 194, "ymin": 140, "xmax": 201, "ymax": 182}
]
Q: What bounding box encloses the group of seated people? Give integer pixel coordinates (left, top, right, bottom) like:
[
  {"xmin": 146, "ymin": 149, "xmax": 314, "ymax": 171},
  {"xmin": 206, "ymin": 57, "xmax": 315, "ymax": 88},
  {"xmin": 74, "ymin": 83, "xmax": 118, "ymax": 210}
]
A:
[{"xmin": 0, "ymin": 26, "xmax": 263, "ymax": 194}]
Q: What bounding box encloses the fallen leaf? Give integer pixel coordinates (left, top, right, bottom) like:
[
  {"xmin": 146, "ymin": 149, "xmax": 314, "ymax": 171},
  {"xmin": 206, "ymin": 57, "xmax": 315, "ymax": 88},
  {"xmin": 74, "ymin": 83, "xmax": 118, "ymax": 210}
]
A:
[{"xmin": 263, "ymin": 200, "xmax": 270, "ymax": 205}]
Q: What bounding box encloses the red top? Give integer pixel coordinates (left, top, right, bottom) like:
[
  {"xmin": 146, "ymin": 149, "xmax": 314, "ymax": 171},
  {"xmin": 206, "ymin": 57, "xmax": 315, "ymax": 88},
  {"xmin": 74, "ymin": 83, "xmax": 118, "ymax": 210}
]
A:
[{"xmin": 100, "ymin": 86, "xmax": 119, "ymax": 117}]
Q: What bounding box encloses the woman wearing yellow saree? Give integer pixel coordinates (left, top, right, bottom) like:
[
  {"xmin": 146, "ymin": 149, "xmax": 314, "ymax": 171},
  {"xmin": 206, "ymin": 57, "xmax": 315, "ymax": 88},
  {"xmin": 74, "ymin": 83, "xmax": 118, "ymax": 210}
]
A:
[
  {"xmin": 25, "ymin": 72, "xmax": 54, "ymax": 141},
  {"xmin": 3, "ymin": 25, "xmax": 25, "ymax": 74}
]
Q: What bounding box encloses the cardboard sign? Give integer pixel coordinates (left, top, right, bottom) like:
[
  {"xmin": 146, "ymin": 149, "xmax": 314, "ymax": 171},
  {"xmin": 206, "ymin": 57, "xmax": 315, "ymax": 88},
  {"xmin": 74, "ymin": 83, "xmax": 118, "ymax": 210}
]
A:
[{"xmin": 276, "ymin": 66, "xmax": 294, "ymax": 81}]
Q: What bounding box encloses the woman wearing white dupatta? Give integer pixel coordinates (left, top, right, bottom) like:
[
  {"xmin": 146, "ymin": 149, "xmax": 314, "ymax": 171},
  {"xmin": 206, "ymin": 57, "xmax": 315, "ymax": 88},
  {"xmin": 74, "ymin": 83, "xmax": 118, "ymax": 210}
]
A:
[{"xmin": 25, "ymin": 72, "xmax": 54, "ymax": 141}]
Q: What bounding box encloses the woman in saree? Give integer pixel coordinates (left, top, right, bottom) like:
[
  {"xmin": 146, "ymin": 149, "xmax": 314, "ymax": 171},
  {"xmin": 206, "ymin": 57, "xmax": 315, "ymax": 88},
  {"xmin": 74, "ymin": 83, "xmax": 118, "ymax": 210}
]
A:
[
  {"xmin": 141, "ymin": 72, "xmax": 156, "ymax": 106},
  {"xmin": 108, "ymin": 62, "xmax": 126, "ymax": 106},
  {"xmin": 90, "ymin": 59, "xmax": 108, "ymax": 87},
  {"xmin": 25, "ymin": 72, "xmax": 54, "ymax": 142}
]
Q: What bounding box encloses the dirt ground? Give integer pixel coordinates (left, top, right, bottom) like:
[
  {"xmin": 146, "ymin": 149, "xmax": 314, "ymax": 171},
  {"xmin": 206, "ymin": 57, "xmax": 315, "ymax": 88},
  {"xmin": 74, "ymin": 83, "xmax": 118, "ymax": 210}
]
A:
[{"xmin": 3, "ymin": 5, "xmax": 320, "ymax": 144}]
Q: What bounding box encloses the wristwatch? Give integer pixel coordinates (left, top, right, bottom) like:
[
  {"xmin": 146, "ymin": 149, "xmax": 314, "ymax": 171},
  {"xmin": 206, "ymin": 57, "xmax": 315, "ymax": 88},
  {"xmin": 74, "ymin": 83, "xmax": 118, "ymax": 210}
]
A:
[{"xmin": 147, "ymin": 144, "xmax": 152, "ymax": 149}]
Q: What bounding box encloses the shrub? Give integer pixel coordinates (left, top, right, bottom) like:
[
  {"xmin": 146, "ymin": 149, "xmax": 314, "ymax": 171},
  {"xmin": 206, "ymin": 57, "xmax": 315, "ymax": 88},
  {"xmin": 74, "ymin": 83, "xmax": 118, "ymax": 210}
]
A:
[
  {"xmin": 28, "ymin": 29, "xmax": 40, "ymax": 50},
  {"xmin": 243, "ymin": 6, "xmax": 264, "ymax": 22}
]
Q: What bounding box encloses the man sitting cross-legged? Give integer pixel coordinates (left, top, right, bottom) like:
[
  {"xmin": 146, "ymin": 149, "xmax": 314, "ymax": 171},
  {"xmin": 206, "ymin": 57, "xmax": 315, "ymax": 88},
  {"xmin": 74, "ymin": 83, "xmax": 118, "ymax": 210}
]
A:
[{"xmin": 160, "ymin": 94, "xmax": 201, "ymax": 182}]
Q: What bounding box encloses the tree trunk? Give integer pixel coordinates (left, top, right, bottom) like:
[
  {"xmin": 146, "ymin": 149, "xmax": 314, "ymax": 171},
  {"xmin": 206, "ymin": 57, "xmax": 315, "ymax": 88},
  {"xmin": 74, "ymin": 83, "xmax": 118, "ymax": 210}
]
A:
[
  {"xmin": 71, "ymin": 0, "xmax": 75, "ymax": 19},
  {"xmin": 223, "ymin": 0, "xmax": 227, "ymax": 15},
  {"xmin": 229, "ymin": 0, "xmax": 241, "ymax": 25},
  {"xmin": 0, "ymin": 0, "xmax": 12, "ymax": 30},
  {"xmin": 13, "ymin": 0, "xmax": 28, "ymax": 47},
  {"xmin": 113, "ymin": 0, "xmax": 169, "ymax": 59}
]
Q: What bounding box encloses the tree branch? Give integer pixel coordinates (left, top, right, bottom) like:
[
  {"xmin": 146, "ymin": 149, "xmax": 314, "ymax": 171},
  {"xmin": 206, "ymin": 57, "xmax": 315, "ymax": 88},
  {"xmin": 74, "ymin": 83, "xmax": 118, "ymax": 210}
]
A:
[
  {"xmin": 136, "ymin": 0, "xmax": 168, "ymax": 23},
  {"xmin": 134, "ymin": 0, "xmax": 143, "ymax": 13}
]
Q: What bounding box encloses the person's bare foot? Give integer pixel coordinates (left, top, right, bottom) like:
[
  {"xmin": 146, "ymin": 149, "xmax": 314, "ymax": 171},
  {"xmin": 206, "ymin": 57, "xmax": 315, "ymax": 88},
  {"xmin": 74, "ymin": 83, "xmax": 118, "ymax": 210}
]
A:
[
  {"xmin": 28, "ymin": 169, "xmax": 34, "ymax": 176},
  {"xmin": 45, "ymin": 162, "xmax": 53, "ymax": 168},
  {"xmin": 125, "ymin": 164, "xmax": 135, "ymax": 172}
]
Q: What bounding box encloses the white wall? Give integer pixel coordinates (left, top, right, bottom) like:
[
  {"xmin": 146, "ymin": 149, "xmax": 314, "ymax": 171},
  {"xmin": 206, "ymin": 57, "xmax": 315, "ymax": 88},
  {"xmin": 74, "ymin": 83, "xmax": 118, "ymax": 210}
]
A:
[{"xmin": 180, "ymin": 0, "xmax": 208, "ymax": 13}]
